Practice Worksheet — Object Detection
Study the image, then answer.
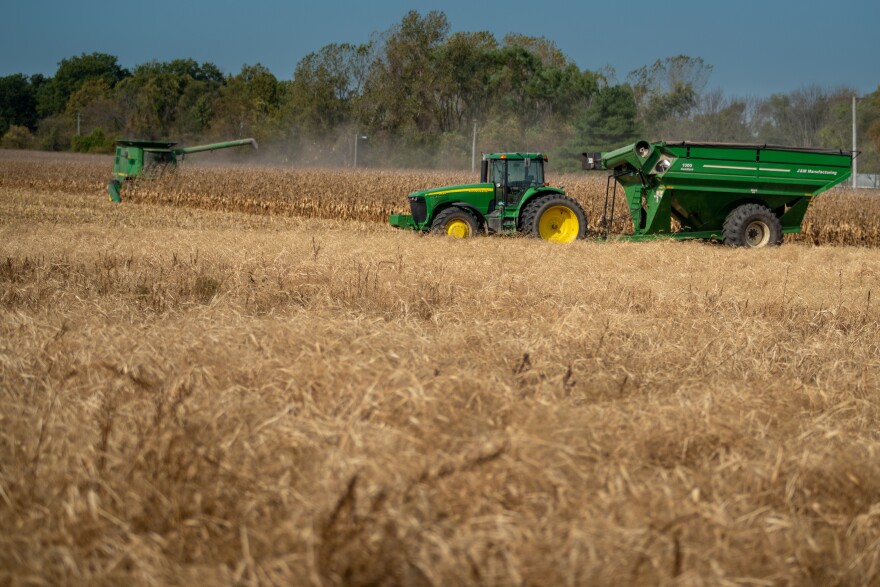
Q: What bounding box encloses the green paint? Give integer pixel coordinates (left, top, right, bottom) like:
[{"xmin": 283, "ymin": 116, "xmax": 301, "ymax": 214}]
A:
[
  {"xmin": 389, "ymin": 152, "xmax": 570, "ymax": 235},
  {"xmin": 583, "ymin": 139, "xmax": 853, "ymax": 242}
]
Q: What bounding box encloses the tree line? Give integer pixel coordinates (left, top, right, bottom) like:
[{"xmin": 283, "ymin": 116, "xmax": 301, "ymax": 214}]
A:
[{"xmin": 1, "ymin": 10, "xmax": 878, "ymax": 171}]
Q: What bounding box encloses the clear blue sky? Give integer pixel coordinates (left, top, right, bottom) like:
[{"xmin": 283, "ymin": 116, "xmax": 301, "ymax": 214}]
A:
[{"xmin": 3, "ymin": 0, "xmax": 878, "ymax": 97}]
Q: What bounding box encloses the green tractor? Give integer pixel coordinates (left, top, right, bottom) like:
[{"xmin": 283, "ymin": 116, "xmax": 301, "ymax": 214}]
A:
[{"xmin": 389, "ymin": 153, "xmax": 588, "ymax": 243}]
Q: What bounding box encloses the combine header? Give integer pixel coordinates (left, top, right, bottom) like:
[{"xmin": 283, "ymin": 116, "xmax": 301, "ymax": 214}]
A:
[
  {"xmin": 582, "ymin": 140, "xmax": 854, "ymax": 247},
  {"xmin": 107, "ymin": 138, "xmax": 257, "ymax": 202}
]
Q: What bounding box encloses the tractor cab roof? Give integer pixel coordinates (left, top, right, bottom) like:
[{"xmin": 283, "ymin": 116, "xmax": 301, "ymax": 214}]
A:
[{"xmin": 483, "ymin": 152, "xmax": 548, "ymax": 161}]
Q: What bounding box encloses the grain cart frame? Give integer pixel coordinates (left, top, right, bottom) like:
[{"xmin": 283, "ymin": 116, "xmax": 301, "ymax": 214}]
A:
[
  {"xmin": 582, "ymin": 140, "xmax": 854, "ymax": 247},
  {"xmin": 107, "ymin": 138, "xmax": 258, "ymax": 202},
  {"xmin": 389, "ymin": 153, "xmax": 588, "ymax": 243}
]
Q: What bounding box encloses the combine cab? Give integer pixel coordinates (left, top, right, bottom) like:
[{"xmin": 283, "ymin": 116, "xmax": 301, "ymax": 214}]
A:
[
  {"xmin": 583, "ymin": 140, "xmax": 854, "ymax": 247},
  {"xmin": 107, "ymin": 138, "xmax": 257, "ymax": 202},
  {"xmin": 390, "ymin": 153, "xmax": 587, "ymax": 243}
]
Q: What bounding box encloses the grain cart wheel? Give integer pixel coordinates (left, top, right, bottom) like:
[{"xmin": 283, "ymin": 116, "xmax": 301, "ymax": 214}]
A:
[
  {"xmin": 520, "ymin": 195, "xmax": 587, "ymax": 243},
  {"xmin": 722, "ymin": 203, "xmax": 783, "ymax": 248},
  {"xmin": 431, "ymin": 207, "xmax": 479, "ymax": 238}
]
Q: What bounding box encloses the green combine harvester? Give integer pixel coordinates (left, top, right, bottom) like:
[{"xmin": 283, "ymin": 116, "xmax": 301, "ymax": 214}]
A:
[
  {"xmin": 389, "ymin": 140, "xmax": 853, "ymax": 248},
  {"xmin": 581, "ymin": 139, "xmax": 854, "ymax": 247},
  {"xmin": 107, "ymin": 138, "xmax": 257, "ymax": 202}
]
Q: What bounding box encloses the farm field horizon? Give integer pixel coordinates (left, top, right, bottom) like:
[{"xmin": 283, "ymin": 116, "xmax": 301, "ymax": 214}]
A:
[{"xmin": 2, "ymin": 151, "xmax": 880, "ymax": 585}]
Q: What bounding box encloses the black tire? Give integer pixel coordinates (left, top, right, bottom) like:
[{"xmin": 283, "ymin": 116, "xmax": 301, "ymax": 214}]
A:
[
  {"xmin": 520, "ymin": 195, "xmax": 587, "ymax": 243},
  {"xmin": 431, "ymin": 207, "xmax": 480, "ymax": 239},
  {"xmin": 722, "ymin": 203, "xmax": 782, "ymax": 248}
]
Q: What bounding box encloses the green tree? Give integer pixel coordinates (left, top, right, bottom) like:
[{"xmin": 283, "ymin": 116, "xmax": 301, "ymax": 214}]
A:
[
  {"xmin": 488, "ymin": 45, "xmax": 542, "ymax": 128},
  {"xmin": 71, "ymin": 127, "xmax": 113, "ymax": 153},
  {"xmin": 286, "ymin": 43, "xmax": 372, "ymax": 135},
  {"xmin": 627, "ymin": 55, "xmax": 712, "ymax": 136},
  {"xmin": 362, "ymin": 10, "xmax": 450, "ymax": 143},
  {"xmin": 573, "ymin": 84, "xmax": 638, "ymax": 150},
  {"xmin": 211, "ymin": 64, "xmax": 282, "ymax": 141},
  {"xmin": 37, "ymin": 52, "xmax": 128, "ymax": 116},
  {"xmin": 113, "ymin": 59, "xmax": 225, "ymax": 139},
  {"xmin": 752, "ymin": 85, "xmax": 835, "ymax": 147},
  {"xmin": 501, "ymin": 34, "xmax": 567, "ymax": 68},
  {"xmin": 0, "ymin": 74, "xmax": 38, "ymax": 135},
  {"xmin": 34, "ymin": 114, "xmax": 75, "ymax": 151},
  {"xmin": 1, "ymin": 125, "xmax": 34, "ymax": 149},
  {"xmin": 115, "ymin": 71, "xmax": 185, "ymax": 138},
  {"xmin": 432, "ymin": 31, "xmax": 498, "ymax": 132}
]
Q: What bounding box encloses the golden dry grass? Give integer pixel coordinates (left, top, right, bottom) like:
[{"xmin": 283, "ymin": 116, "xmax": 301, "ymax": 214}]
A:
[{"xmin": 2, "ymin": 174, "xmax": 880, "ymax": 585}]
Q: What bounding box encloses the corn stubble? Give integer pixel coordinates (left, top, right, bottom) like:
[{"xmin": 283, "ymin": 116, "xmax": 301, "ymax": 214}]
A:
[{"xmin": 2, "ymin": 154, "xmax": 880, "ymax": 585}]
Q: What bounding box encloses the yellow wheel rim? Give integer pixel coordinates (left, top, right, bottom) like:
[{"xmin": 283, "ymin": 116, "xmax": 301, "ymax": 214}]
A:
[
  {"xmin": 538, "ymin": 206, "xmax": 579, "ymax": 243},
  {"xmin": 446, "ymin": 219, "xmax": 471, "ymax": 238}
]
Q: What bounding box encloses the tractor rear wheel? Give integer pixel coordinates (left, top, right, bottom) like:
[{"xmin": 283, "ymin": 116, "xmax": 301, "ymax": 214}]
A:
[
  {"xmin": 431, "ymin": 207, "xmax": 479, "ymax": 239},
  {"xmin": 722, "ymin": 203, "xmax": 782, "ymax": 248},
  {"xmin": 520, "ymin": 195, "xmax": 587, "ymax": 243}
]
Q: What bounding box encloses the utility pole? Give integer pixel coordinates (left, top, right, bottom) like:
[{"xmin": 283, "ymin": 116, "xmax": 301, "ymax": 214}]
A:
[
  {"xmin": 76, "ymin": 112, "xmax": 81, "ymax": 136},
  {"xmin": 471, "ymin": 121, "xmax": 477, "ymax": 173},
  {"xmin": 354, "ymin": 133, "xmax": 367, "ymax": 168},
  {"xmin": 852, "ymin": 94, "xmax": 858, "ymax": 188}
]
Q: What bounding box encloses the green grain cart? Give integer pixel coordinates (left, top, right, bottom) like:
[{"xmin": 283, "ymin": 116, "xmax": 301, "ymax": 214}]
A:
[
  {"xmin": 389, "ymin": 152, "xmax": 588, "ymax": 243},
  {"xmin": 582, "ymin": 140, "xmax": 854, "ymax": 247},
  {"xmin": 107, "ymin": 138, "xmax": 257, "ymax": 202}
]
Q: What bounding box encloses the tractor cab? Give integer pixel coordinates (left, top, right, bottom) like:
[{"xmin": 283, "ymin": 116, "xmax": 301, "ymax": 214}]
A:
[{"xmin": 481, "ymin": 153, "xmax": 546, "ymax": 206}]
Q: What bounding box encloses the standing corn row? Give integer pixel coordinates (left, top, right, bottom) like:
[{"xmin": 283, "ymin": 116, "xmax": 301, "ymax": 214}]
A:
[{"xmin": 2, "ymin": 157, "xmax": 880, "ymax": 246}]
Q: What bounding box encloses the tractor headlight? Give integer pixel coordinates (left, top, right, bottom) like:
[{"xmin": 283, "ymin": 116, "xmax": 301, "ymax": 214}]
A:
[{"xmin": 655, "ymin": 158, "xmax": 671, "ymax": 173}]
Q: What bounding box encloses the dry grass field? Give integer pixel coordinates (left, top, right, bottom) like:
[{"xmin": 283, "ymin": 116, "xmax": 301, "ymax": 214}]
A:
[{"xmin": 2, "ymin": 150, "xmax": 880, "ymax": 585}]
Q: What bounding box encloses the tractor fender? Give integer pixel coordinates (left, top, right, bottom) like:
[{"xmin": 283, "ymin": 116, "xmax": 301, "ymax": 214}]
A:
[
  {"xmin": 516, "ymin": 188, "xmax": 566, "ymax": 215},
  {"xmin": 440, "ymin": 201, "xmax": 487, "ymax": 227}
]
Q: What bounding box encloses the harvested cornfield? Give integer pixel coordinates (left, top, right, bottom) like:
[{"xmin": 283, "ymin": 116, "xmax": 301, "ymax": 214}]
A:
[
  {"xmin": 2, "ymin": 182, "xmax": 880, "ymax": 585},
  {"xmin": 2, "ymin": 149, "xmax": 880, "ymax": 245}
]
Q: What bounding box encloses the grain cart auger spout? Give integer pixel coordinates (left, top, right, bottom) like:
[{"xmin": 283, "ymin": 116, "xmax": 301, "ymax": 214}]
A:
[
  {"xmin": 581, "ymin": 140, "xmax": 855, "ymax": 247},
  {"xmin": 389, "ymin": 152, "xmax": 588, "ymax": 242},
  {"xmin": 107, "ymin": 138, "xmax": 258, "ymax": 203}
]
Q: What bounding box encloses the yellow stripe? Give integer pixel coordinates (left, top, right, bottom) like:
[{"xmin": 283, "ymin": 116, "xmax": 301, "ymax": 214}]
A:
[{"xmin": 427, "ymin": 187, "xmax": 493, "ymax": 197}]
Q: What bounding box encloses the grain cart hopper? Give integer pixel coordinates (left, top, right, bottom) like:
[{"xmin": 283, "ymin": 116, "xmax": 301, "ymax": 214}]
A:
[
  {"xmin": 107, "ymin": 138, "xmax": 258, "ymax": 202},
  {"xmin": 581, "ymin": 140, "xmax": 853, "ymax": 247},
  {"xmin": 389, "ymin": 152, "xmax": 588, "ymax": 242}
]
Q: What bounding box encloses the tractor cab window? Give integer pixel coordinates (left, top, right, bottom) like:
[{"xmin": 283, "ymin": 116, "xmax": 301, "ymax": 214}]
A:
[
  {"xmin": 489, "ymin": 160, "xmax": 505, "ymax": 185},
  {"xmin": 507, "ymin": 159, "xmax": 544, "ymax": 189},
  {"xmin": 488, "ymin": 159, "xmax": 544, "ymax": 187},
  {"xmin": 489, "ymin": 157, "xmax": 545, "ymax": 204}
]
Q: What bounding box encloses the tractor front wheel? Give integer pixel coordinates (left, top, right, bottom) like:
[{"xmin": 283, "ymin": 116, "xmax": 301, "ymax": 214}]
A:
[
  {"xmin": 722, "ymin": 203, "xmax": 782, "ymax": 248},
  {"xmin": 431, "ymin": 207, "xmax": 480, "ymax": 239},
  {"xmin": 520, "ymin": 195, "xmax": 587, "ymax": 243}
]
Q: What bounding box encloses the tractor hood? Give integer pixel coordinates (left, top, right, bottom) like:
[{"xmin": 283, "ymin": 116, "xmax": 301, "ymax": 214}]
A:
[{"xmin": 410, "ymin": 182, "xmax": 492, "ymax": 198}]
